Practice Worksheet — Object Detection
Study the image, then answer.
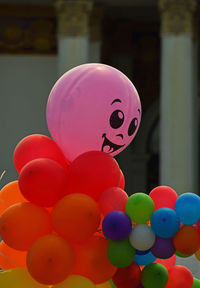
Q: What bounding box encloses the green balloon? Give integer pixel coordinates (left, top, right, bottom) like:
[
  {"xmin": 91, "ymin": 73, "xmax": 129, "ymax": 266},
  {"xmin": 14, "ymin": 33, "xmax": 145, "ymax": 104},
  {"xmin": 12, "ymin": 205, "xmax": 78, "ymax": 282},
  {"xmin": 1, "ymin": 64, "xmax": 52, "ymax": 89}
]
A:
[
  {"xmin": 141, "ymin": 263, "xmax": 168, "ymax": 288},
  {"xmin": 108, "ymin": 279, "xmax": 117, "ymax": 288},
  {"xmin": 125, "ymin": 193, "xmax": 155, "ymax": 224},
  {"xmin": 175, "ymin": 250, "xmax": 193, "ymax": 258},
  {"xmin": 193, "ymin": 277, "xmax": 200, "ymax": 287},
  {"xmin": 107, "ymin": 238, "xmax": 135, "ymax": 268}
]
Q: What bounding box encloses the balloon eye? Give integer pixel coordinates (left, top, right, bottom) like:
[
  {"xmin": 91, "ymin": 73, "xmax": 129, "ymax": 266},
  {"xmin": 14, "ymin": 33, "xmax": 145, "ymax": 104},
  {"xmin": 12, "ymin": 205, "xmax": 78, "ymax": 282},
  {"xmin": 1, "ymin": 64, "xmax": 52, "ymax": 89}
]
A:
[
  {"xmin": 109, "ymin": 110, "xmax": 124, "ymax": 129},
  {"xmin": 128, "ymin": 118, "xmax": 138, "ymax": 136}
]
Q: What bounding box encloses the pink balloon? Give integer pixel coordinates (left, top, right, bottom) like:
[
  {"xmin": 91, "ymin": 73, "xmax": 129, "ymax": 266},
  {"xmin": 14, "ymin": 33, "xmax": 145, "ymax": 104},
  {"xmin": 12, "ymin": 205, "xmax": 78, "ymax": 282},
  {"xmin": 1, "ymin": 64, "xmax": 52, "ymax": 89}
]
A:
[
  {"xmin": 46, "ymin": 64, "xmax": 141, "ymax": 161},
  {"xmin": 149, "ymin": 186, "xmax": 178, "ymax": 210},
  {"xmin": 98, "ymin": 187, "xmax": 128, "ymax": 215}
]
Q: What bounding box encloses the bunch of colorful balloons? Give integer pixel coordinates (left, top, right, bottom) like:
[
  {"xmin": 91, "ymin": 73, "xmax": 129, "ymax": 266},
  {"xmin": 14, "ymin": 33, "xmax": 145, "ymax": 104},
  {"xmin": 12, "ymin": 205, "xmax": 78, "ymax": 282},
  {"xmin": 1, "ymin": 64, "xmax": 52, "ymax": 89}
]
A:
[
  {"xmin": 0, "ymin": 63, "xmax": 200, "ymax": 287},
  {"xmin": 0, "ymin": 135, "xmax": 200, "ymax": 288}
]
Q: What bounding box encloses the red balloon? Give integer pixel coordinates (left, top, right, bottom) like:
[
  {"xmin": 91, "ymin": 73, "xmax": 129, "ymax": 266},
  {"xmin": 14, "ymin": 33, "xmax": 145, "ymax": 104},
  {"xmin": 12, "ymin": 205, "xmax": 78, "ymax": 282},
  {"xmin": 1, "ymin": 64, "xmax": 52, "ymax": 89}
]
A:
[
  {"xmin": 119, "ymin": 170, "xmax": 125, "ymax": 189},
  {"xmin": 98, "ymin": 187, "xmax": 128, "ymax": 216},
  {"xmin": 19, "ymin": 158, "xmax": 69, "ymax": 207},
  {"xmin": 112, "ymin": 262, "xmax": 142, "ymax": 288},
  {"xmin": 154, "ymin": 255, "xmax": 176, "ymax": 269},
  {"xmin": 67, "ymin": 151, "xmax": 121, "ymax": 201},
  {"xmin": 13, "ymin": 134, "xmax": 70, "ymax": 173},
  {"xmin": 165, "ymin": 265, "xmax": 193, "ymax": 288},
  {"xmin": 149, "ymin": 186, "xmax": 178, "ymax": 210}
]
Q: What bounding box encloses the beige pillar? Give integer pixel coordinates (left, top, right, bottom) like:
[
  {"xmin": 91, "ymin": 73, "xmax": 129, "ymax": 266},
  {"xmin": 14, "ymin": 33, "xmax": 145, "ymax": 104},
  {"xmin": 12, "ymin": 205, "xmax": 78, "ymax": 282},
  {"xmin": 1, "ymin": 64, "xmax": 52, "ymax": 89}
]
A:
[
  {"xmin": 158, "ymin": 0, "xmax": 198, "ymax": 195},
  {"xmin": 55, "ymin": 0, "xmax": 93, "ymax": 76},
  {"xmin": 89, "ymin": 5, "xmax": 103, "ymax": 63},
  {"xmin": 158, "ymin": 0, "xmax": 200, "ymax": 278}
]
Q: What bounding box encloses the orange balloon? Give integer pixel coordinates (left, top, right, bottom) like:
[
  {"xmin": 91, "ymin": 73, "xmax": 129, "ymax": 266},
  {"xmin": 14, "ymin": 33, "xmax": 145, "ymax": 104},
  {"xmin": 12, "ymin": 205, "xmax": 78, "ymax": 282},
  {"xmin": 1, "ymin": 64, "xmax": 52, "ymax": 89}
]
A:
[
  {"xmin": 27, "ymin": 234, "xmax": 75, "ymax": 285},
  {"xmin": 0, "ymin": 241, "xmax": 27, "ymax": 270},
  {"xmin": 52, "ymin": 193, "xmax": 101, "ymax": 243},
  {"xmin": 73, "ymin": 235, "xmax": 117, "ymax": 284},
  {"xmin": 0, "ymin": 202, "xmax": 52, "ymax": 250},
  {"xmin": 173, "ymin": 225, "xmax": 200, "ymax": 255},
  {"xmin": 0, "ymin": 181, "xmax": 26, "ymax": 215},
  {"xmin": 195, "ymin": 248, "xmax": 200, "ymax": 261}
]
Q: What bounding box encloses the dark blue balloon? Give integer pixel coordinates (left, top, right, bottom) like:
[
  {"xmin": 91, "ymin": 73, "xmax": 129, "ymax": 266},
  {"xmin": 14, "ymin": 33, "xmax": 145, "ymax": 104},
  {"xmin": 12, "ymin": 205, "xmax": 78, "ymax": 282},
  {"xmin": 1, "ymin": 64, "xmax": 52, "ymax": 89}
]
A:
[
  {"xmin": 102, "ymin": 210, "xmax": 132, "ymax": 241},
  {"xmin": 151, "ymin": 236, "xmax": 175, "ymax": 259},
  {"xmin": 134, "ymin": 251, "xmax": 156, "ymax": 266},
  {"xmin": 151, "ymin": 208, "xmax": 180, "ymax": 238},
  {"xmin": 136, "ymin": 249, "xmax": 151, "ymax": 255},
  {"xmin": 175, "ymin": 193, "xmax": 200, "ymax": 225}
]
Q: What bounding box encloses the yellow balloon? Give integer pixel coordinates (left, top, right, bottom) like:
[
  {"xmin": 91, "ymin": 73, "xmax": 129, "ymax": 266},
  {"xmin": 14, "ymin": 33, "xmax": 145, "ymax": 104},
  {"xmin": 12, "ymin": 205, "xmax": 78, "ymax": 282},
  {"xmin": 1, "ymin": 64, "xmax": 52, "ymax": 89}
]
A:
[
  {"xmin": 195, "ymin": 248, "xmax": 200, "ymax": 261},
  {"xmin": 52, "ymin": 275, "xmax": 95, "ymax": 288},
  {"xmin": 0, "ymin": 268, "xmax": 49, "ymax": 288},
  {"xmin": 96, "ymin": 281, "xmax": 112, "ymax": 288}
]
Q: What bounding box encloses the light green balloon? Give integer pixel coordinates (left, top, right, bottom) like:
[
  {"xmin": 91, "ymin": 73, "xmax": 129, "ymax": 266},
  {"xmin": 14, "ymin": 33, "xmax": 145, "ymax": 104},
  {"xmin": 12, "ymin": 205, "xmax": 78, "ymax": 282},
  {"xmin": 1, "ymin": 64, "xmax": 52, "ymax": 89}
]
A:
[
  {"xmin": 193, "ymin": 277, "xmax": 200, "ymax": 288},
  {"xmin": 107, "ymin": 238, "xmax": 135, "ymax": 268},
  {"xmin": 125, "ymin": 193, "xmax": 155, "ymax": 224},
  {"xmin": 141, "ymin": 263, "xmax": 168, "ymax": 288}
]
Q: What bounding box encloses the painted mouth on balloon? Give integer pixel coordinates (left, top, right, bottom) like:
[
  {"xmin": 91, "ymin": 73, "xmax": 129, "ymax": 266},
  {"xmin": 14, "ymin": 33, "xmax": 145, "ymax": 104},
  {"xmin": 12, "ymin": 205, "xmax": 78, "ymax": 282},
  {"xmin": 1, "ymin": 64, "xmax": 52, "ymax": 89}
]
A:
[{"xmin": 101, "ymin": 133, "xmax": 125, "ymax": 153}]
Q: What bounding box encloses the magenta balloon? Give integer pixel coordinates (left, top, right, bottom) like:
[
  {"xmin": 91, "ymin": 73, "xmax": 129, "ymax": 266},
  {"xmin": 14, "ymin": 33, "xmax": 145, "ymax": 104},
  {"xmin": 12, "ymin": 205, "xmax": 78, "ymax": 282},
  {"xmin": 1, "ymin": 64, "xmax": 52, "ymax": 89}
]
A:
[{"xmin": 46, "ymin": 63, "xmax": 142, "ymax": 161}]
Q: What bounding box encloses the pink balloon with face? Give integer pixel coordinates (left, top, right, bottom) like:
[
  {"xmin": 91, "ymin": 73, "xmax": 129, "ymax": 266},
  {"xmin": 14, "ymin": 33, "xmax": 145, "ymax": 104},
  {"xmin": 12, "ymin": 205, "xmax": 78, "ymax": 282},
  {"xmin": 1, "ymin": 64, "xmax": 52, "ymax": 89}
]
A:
[{"xmin": 46, "ymin": 63, "xmax": 142, "ymax": 161}]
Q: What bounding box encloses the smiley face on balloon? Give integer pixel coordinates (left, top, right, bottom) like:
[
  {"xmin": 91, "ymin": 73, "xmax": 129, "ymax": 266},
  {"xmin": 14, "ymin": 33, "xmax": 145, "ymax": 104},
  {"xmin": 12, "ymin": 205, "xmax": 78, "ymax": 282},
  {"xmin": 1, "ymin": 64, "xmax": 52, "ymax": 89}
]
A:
[{"xmin": 46, "ymin": 63, "xmax": 141, "ymax": 161}]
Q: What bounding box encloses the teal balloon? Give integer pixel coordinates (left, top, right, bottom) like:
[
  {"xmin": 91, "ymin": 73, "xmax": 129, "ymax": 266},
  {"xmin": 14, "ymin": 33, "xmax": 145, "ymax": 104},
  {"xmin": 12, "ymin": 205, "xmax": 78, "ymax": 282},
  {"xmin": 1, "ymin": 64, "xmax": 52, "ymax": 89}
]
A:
[
  {"xmin": 134, "ymin": 251, "xmax": 156, "ymax": 266},
  {"xmin": 175, "ymin": 193, "xmax": 200, "ymax": 225},
  {"xmin": 141, "ymin": 263, "xmax": 168, "ymax": 288},
  {"xmin": 107, "ymin": 238, "xmax": 135, "ymax": 268},
  {"xmin": 193, "ymin": 277, "xmax": 200, "ymax": 287}
]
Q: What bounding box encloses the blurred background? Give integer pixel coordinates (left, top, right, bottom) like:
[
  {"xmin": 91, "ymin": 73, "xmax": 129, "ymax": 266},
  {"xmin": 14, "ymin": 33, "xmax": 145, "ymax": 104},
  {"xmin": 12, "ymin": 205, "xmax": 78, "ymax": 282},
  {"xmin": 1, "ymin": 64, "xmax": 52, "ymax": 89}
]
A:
[{"xmin": 0, "ymin": 0, "xmax": 199, "ymax": 197}]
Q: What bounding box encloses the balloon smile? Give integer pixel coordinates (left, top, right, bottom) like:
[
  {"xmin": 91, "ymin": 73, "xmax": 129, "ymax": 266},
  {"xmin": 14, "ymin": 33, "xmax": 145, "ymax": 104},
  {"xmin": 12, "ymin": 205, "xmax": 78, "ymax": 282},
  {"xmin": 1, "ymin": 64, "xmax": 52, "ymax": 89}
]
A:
[{"xmin": 101, "ymin": 133, "xmax": 125, "ymax": 154}]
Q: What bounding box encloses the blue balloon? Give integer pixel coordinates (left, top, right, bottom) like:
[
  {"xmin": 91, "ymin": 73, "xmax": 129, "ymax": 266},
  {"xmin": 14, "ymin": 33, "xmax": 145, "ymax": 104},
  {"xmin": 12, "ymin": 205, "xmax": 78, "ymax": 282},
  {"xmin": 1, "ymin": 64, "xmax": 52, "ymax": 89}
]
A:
[
  {"xmin": 151, "ymin": 208, "xmax": 180, "ymax": 238},
  {"xmin": 175, "ymin": 193, "xmax": 200, "ymax": 225},
  {"xmin": 102, "ymin": 210, "xmax": 132, "ymax": 241},
  {"xmin": 134, "ymin": 251, "xmax": 156, "ymax": 265}
]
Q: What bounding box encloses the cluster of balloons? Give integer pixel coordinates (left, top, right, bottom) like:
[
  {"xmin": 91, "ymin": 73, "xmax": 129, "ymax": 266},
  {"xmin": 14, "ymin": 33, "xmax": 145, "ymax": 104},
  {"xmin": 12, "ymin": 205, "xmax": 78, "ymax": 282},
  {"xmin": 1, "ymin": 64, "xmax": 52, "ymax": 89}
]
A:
[
  {"xmin": 0, "ymin": 135, "xmax": 200, "ymax": 287},
  {"xmin": 102, "ymin": 185, "xmax": 200, "ymax": 287},
  {"xmin": 0, "ymin": 63, "xmax": 200, "ymax": 287}
]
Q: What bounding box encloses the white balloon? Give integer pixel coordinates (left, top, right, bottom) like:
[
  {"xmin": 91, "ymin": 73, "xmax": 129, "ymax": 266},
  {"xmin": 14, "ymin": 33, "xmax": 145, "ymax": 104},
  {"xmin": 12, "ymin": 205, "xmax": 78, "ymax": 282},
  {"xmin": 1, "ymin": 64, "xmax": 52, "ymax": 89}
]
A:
[{"xmin": 129, "ymin": 224, "xmax": 155, "ymax": 251}]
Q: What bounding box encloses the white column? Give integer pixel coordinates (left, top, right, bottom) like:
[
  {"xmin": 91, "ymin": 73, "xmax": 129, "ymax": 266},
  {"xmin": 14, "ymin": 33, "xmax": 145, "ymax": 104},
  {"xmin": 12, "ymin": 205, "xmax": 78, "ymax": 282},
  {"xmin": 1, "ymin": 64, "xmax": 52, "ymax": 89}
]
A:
[
  {"xmin": 158, "ymin": 0, "xmax": 198, "ymax": 194},
  {"xmin": 55, "ymin": 0, "xmax": 93, "ymax": 76},
  {"xmin": 89, "ymin": 6, "xmax": 103, "ymax": 63}
]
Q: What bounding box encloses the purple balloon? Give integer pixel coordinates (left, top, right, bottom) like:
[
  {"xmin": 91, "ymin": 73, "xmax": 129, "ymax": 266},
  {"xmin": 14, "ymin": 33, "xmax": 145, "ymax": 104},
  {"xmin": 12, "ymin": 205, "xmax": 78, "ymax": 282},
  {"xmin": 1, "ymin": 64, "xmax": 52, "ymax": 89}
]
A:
[
  {"xmin": 151, "ymin": 236, "xmax": 175, "ymax": 259},
  {"xmin": 102, "ymin": 210, "xmax": 132, "ymax": 240},
  {"xmin": 137, "ymin": 284, "xmax": 144, "ymax": 288}
]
